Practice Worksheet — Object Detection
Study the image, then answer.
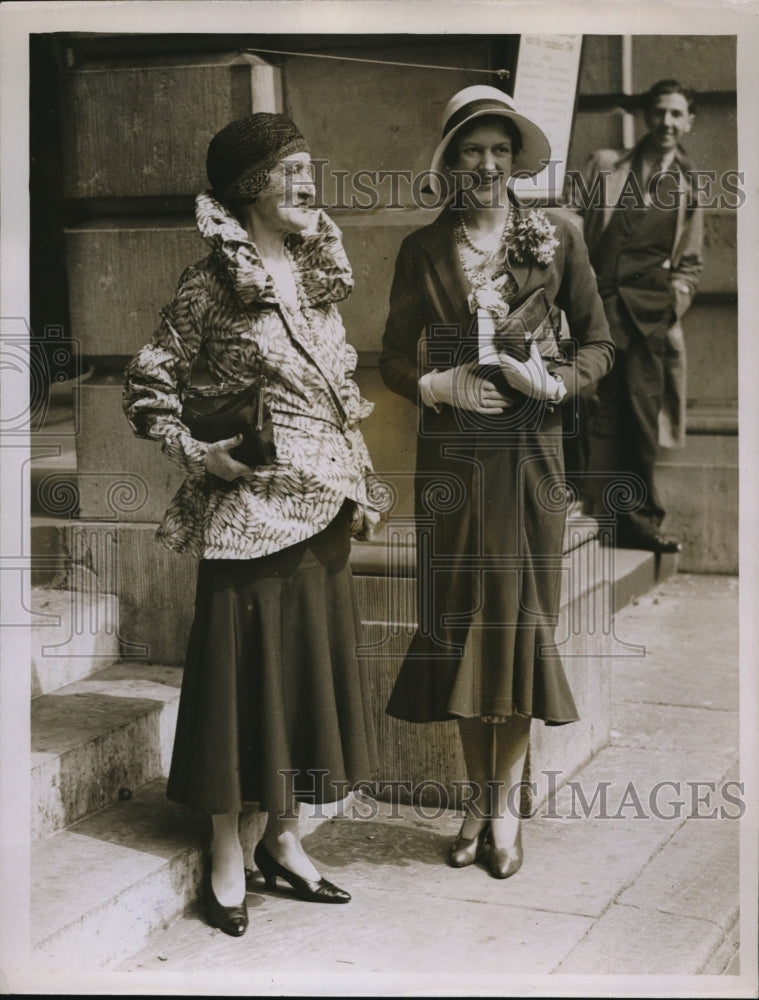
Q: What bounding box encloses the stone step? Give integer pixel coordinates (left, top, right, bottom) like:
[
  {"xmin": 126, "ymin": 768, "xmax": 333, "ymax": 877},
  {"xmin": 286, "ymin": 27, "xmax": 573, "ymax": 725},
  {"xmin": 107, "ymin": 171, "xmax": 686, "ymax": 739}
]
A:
[
  {"xmin": 31, "ymin": 587, "xmax": 121, "ymax": 696},
  {"xmin": 31, "ymin": 777, "xmax": 330, "ymax": 971},
  {"xmin": 31, "ymin": 661, "xmax": 183, "ymax": 841},
  {"xmin": 610, "ymin": 547, "xmax": 678, "ymax": 613},
  {"xmin": 353, "ymin": 539, "xmax": 674, "ymax": 624},
  {"xmin": 27, "ymin": 543, "xmax": 678, "ymax": 971}
]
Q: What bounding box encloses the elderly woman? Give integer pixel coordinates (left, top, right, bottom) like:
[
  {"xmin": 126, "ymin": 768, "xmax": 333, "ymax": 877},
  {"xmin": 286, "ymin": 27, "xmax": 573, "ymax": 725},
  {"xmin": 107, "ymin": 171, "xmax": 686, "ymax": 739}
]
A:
[
  {"xmin": 380, "ymin": 86, "xmax": 614, "ymax": 878},
  {"xmin": 124, "ymin": 113, "xmax": 378, "ymax": 935}
]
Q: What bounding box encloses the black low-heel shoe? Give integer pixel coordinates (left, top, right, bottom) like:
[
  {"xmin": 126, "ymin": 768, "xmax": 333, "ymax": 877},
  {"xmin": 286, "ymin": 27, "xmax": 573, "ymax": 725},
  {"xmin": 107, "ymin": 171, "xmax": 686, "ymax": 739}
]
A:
[
  {"xmin": 253, "ymin": 840, "xmax": 350, "ymax": 903},
  {"xmin": 203, "ymin": 859, "xmax": 249, "ymax": 936}
]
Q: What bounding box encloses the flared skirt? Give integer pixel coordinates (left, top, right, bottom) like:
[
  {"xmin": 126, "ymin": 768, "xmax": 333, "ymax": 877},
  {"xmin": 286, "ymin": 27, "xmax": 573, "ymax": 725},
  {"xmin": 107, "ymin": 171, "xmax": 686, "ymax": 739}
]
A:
[
  {"xmin": 167, "ymin": 501, "xmax": 378, "ymax": 813},
  {"xmin": 386, "ymin": 415, "xmax": 579, "ymax": 726}
]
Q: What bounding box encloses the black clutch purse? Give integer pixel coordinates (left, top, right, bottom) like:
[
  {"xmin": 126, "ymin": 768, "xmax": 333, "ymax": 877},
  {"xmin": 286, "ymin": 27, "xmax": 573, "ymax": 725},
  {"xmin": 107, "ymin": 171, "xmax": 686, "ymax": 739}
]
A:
[{"xmin": 181, "ymin": 375, "xmax": 276, "ymax": 470}]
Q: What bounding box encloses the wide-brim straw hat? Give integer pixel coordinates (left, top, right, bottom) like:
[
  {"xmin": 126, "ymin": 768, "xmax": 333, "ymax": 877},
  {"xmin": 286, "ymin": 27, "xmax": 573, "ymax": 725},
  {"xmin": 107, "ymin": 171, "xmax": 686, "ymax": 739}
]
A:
[{"xmin": 427, "ymin": 85, "xmax": 551, "ymax": 195}]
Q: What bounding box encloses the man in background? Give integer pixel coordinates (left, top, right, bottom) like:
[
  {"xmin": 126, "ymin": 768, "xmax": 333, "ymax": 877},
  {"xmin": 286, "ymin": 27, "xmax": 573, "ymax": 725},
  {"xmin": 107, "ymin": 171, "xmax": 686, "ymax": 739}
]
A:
[{"xmin": 577, "ymin": 79, "xmax": 704, "ymax": 552}]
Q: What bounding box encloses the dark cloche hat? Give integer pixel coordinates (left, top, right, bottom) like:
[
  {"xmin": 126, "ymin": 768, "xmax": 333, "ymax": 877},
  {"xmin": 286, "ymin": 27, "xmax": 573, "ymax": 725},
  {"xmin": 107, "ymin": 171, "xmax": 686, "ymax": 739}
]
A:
[{"xmin": 206, "ymin": 112, "xmax": 310, "ymax": 200}]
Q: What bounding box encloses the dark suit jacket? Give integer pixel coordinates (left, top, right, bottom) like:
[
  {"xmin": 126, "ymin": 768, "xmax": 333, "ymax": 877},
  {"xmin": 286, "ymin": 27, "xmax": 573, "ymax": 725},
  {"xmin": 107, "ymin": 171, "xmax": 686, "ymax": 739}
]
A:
[
  {"xmin": 578, "ymin": 141, "xmax": 704, "ymax": 445},
  {"xmin": 582, "ymin": 139, "xmax": 704, "ymax": 334}
]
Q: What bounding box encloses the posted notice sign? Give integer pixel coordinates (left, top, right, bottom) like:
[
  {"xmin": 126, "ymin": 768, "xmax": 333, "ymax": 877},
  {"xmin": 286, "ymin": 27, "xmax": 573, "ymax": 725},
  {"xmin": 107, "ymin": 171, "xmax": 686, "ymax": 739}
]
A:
[{"xmin": 510, "ymin": 34, "xmax": 583, "ymax": 202}]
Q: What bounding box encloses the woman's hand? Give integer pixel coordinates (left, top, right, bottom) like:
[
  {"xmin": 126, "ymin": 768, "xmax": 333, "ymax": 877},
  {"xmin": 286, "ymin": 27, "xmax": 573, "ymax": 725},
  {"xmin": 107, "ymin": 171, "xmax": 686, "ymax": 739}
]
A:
[
  {"xmin": 427, "ymin": 362, "xmax": 512, "ymax": 414},
  {"xmin": 204, "ymin": 434, "xmax": 256, "ymax": 481},
  {"xmin": 498, "ymin": 341, "xmax": 565, "ymax": 402},
  {"xmin": 351, "ymin": 503, "xmax": 383, "ymax": 541}
]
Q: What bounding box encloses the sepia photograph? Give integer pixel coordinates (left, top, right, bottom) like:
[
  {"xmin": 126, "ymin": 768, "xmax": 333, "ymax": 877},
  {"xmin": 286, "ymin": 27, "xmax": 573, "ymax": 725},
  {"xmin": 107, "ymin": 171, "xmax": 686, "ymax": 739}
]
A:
[{"xmin": 0, "ymin": 1, "xmax": 757, "ymax": 996}]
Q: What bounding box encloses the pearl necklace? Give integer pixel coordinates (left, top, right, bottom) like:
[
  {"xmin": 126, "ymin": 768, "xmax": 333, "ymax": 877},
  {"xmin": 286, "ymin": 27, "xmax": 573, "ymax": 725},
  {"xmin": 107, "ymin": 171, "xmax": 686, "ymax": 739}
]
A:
[
  {"xmin": 458, "ymin": 214, "xmax": 508, "ymax": 255},
  {"xmin": 455, "ymin": 215, "xmax": 511, "ymax": 288}
]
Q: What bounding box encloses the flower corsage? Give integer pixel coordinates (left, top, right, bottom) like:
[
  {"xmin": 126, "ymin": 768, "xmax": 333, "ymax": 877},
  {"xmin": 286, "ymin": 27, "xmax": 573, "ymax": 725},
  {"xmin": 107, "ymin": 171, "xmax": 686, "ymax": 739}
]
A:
[{"xmin": 507, "ymin": 209, "xmax": 559, "ymax": 268}]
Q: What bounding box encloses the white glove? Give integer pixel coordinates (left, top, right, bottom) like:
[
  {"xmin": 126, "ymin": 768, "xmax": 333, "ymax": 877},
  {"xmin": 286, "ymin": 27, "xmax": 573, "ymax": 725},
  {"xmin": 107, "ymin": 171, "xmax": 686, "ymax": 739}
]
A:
[
  {"xmin": 498, "ymin": 341, "xmax": 567, "ymax": 402},
  {"xmin": 423, "ymin": 362, "xmax": 512, "ymax": 414}
]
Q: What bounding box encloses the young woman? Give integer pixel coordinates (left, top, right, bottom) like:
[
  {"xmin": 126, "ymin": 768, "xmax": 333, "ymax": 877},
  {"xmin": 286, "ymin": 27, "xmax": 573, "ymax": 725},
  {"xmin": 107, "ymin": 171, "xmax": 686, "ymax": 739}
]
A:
[{"xmin": 380, "ymin": 86, "xmax": 614, "ymax": 878}]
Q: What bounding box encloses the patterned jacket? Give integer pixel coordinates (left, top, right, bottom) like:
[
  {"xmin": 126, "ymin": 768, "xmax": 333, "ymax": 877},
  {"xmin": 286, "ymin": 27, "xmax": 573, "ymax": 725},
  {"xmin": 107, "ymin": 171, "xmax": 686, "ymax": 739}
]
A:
[{"xmin": 123, "ymin": 193, "xmax": 376, "ymax": 559}]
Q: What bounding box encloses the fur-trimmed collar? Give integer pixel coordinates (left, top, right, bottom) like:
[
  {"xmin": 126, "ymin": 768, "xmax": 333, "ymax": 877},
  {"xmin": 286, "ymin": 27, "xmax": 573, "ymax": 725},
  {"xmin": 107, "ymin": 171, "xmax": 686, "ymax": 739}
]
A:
[{"xmin": 195, "ymin": 192, "xmax": 354, "ymax": 308}]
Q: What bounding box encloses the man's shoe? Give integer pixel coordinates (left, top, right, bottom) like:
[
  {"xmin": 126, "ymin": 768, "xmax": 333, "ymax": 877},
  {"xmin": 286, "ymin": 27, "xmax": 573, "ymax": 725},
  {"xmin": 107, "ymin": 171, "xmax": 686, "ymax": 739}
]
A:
[{"xmin": 629, "ymin": 532, "xmax": 682, "ymax": 554}]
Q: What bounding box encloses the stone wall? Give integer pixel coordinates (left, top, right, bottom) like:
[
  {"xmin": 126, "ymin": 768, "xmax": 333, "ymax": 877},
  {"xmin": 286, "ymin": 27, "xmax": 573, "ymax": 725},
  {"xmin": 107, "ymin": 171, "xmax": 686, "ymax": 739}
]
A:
[{"xmin": 61, "ymin": 35, "xmax": 738, "ymax": 571}]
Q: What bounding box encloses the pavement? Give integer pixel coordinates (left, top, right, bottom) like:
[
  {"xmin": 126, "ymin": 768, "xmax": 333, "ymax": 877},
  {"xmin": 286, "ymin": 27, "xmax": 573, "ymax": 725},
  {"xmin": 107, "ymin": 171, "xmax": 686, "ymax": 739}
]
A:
[{"xmin": 39, "ymin": 573, "xmax": 756, "ymax": 997}]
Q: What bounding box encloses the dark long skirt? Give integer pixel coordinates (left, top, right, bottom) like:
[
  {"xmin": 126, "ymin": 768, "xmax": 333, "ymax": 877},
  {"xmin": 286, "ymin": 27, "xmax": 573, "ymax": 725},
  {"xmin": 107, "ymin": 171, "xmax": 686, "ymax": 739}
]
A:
[
  {"xmin": 167, "ymin": 501, "xmax": 377, "ymax": 814},
  {"xmin": 386, "ymin": 400, "xmax": 579, "ymax": 726}
]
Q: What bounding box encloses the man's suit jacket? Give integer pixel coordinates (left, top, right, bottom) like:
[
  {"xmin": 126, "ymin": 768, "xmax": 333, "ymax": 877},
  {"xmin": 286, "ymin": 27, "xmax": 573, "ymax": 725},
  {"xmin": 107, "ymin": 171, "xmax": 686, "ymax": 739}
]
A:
[{"xmin": 577, "ymin": 142, "xmax": 704, "ymax": 446}]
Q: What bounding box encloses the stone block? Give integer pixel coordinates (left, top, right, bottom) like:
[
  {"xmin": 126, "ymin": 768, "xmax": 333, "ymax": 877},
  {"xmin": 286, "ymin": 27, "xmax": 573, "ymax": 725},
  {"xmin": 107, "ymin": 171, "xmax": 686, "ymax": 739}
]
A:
[
  {"xmin": 567, "ymin": 110, "xmax": 625, "ymax": 174},
  {"xmin": 65, "ymin": 220, "xmax": 204, "ymax": 358},
  {"xmin": 537, "ymin": 578, "xmax": 614, "ymax": 755},
  {"xmin": 65, "ymin": 212, "xmax": 432, "ymax": 362},
  {"xmin": 76, "ymin": 378, "xmax": 184, "ymax": 523},
  {"xmin": 284, "ymin": 41, "xmax": 490, "ymax": 206},
  {"xmin": 74, "ymin": 367, "xmax": 419, "ymax": 525},
  {"xmin": 661, "ymin": 432, "xmax": 738, "ymax": 467},
  {"xmin": 362, "ymin": 623, "xmax": 469, "ymax": 810},
  {"xmin": 37, "ymin": 523, "xmax": 192, "ymax": 665},
  {"xmin": 657, "ymin": 449, "xmax": 738, "ymax": 574},
  {"xmin": 586, "ymin": 424, "xmax": 737, "ymax": 576},
  {"xmin": 74, "ymin": 371, "xmax": 417, "ymax": 524},
  {"xmin": 63, "ymin": 210, "xmax": 418, "ymax": 359},
  {"xmin": 578, "ymin": 36, "xmax": 624, "ymax": 95},
  {"xmin": 631, "ymin": 35, "xmax": 736, "ymax": 94},
  {"xmin": 352, "ymin": 366, "xmax": 418, "ymax": 521},
  {"xmin": 701, "ymin": 211, "xmax": 737, "ymax": 295},
  {"xmin": 30, "ymin": 519, "xmax": 75, "ymax": 590},
  {"xmin": 61, "ymin": 54, "xmax": 280, "ymax": 199},
  {"xmin": 31, "ymin": 778, "xmax": 250, "ymax": 969},
  {"xmin": 687, "ymin": 299, "xmax": 738, "ymax": 409},
  {"xmin": 339, "ymin": 217, "xmax": 422, "ymax": 354},
  {"xmin": 116, "ymin": 524, "xmax": 197, "ymax": 666}
]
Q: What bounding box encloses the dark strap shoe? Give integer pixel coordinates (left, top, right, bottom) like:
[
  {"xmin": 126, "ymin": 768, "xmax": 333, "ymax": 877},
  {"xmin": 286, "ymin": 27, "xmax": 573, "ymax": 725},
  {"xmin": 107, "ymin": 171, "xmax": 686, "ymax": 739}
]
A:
[{"xmin": 635, "ymin": 532, "xmax": 682, "ymax": 553}]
